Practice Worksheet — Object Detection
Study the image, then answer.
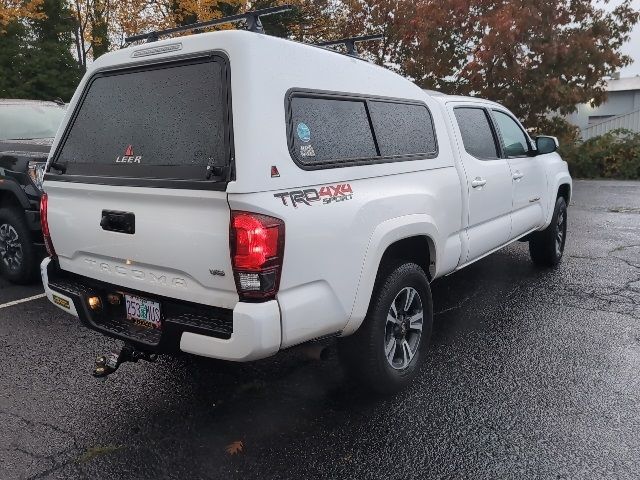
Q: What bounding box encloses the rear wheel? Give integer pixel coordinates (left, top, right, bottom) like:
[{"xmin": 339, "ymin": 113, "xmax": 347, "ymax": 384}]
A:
[
  {"xmin": 529, "ymin": 196, "xmax": 568, "ymax": 267},
  {"xmin": 0, "ymin": 208, "xmax": 38, "ymax": 284},
  {"xmin": 338, "ymin": 261, "xmax": 433, "ymax": 394}
]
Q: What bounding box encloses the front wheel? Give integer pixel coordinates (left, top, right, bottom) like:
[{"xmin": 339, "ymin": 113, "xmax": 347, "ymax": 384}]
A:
[
  {"xmin": 529, "ymin": 196, "xmax": 568, "ymax": 267},
  {"xmin": 338, "ymin": 261, "xmax": 433, "ymax": 394}
]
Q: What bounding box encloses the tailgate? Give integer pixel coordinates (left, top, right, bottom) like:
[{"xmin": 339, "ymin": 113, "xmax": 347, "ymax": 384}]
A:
[
  {"xmin": 43, "ymin": 54, "xmax": 237, "ymax": 309},
  {"xmin": 45, "ymin": 181, "xmax": 237, "ymax": 308}
]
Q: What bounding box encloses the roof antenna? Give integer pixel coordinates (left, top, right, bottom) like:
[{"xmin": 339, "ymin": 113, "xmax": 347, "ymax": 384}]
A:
[
  {"xmin": 315, "ymin": 34, "xmax": 384, "ymax": 57},
  {"xmin": 125, "ymin": 5, "xmax": 293, "ymax": 43}
]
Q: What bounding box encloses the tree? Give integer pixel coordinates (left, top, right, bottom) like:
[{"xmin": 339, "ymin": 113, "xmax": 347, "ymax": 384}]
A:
[
  {"xmin": 27, "ymin": 0, "xmax": 83, "ymax": 99},
  {"xmin": 0, "ymin": 19, "xmax": 29, "ymax": 97},
  {"xmin": 70, "ymin": 0, "xmax": 117, "ymax": 67},
  {"xmin": 0, "ymin": 0, "xmax": 44, "ymax": 33},
  {"xmin": 71, "ymin": 0, "xmax": 249, "ymax": 65},
  {"xmin": 0, "ymin": 0, "xmax": 82, "ymax": 100},
  {"xmin": 250, "ymin": 0, "xmax": 339, "ymax": 41},
  {"xmin": 320, "ymin": 0, "xmax": 638, "ymax": 133}
]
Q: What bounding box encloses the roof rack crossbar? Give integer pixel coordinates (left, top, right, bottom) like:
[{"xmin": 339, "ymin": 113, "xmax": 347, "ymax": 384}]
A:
[
  {"xmin": 315, "ymin": 34, "xmax": 383, "ymax": 56},
  {"xmin": 125, "ymin": 5, "xmax": 293, "ymax": 43}
]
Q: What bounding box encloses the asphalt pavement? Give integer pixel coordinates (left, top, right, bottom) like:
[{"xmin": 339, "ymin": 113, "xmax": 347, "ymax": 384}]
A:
[{"xmin": 1, "ymin": 180, "xmax": 639, "ymax": 480}]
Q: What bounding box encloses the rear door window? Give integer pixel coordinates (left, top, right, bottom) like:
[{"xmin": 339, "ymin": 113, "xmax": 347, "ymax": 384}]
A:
[
  {"xmin": 454, "ymin": 107, "xmax": 499, "ymax": 160},
  {"xmin": 53, "ymin": 56, "xmax": 231, "ymax": 184}
]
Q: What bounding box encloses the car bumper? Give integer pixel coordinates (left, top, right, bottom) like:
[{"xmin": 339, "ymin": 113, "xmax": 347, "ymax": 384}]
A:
[{"xmin": 41, "ymin": 257, "xmax": 281, "ymax": 361}]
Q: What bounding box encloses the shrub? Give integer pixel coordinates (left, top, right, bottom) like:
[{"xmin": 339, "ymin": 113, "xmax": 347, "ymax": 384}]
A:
[{"xmin": 559, "ymin": 129, "xmax": 640, "ymax": 180}]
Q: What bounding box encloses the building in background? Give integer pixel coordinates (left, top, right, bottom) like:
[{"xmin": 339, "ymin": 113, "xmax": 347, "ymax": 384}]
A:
[{"xmin": 566, "ymin": 75, "xmax": 640, "ymax": 139}]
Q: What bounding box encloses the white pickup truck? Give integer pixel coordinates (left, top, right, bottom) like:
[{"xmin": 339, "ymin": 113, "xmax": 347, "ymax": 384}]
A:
[{"xmin": 40, "ymin": 26, "xmax": 571, "ymax": 393}]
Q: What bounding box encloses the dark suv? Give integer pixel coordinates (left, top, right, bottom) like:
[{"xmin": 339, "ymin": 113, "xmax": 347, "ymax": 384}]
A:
[{"xmin": 0, "ymin": 99, "xmax": 66, "ymax": 283}]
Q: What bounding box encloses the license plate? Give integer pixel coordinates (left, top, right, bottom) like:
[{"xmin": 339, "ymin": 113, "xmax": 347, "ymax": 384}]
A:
[{"xmin": 124, "ymin": 294, "xmax": 161, "ymax": 329}]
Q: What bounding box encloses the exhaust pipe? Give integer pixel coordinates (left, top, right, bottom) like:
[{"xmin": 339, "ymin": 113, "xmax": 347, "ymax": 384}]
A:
[{"xmin": 299, "ymin": 343, "xmax": 330, "ymax": 361}]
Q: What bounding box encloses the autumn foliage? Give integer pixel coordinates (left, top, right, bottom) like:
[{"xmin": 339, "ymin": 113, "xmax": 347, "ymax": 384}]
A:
[
  {"xmin": 0, "ymin": 0, "xmax": 639, "ymax": 135},
  {"xmin": 0, "ymin": 0, "xmax": 44, "ymax": 32},
  {"xmin": 340, "ymin": 0, "xmax": 639, "ymax": 130}
]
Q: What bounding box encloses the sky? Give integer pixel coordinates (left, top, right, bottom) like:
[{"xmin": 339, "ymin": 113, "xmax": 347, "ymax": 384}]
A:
[{"xmin": 606, "ymin": 0, "xmax": 640, "ymax": 76}]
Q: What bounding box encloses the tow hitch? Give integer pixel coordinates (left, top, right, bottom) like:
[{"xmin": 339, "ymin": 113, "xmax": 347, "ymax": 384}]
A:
[{"xmin": 93, "ymin": 343, "xmax": 158, "ymax": 378}]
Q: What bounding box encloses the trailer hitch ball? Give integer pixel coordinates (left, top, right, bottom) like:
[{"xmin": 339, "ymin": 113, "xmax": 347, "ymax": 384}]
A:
[{"xmin": 92, "ymin": 344, "xmax": 157, "ymax": 378}]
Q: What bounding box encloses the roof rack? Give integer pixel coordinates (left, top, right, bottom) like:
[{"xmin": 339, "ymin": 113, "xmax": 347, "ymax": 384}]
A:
[
  {"xmin": 315, "ymin": 34, "xmax": 384, "ymax": 57},
  {"xmin": 125, "ymin": 5, "xmax": 293, "ymax": 43}
]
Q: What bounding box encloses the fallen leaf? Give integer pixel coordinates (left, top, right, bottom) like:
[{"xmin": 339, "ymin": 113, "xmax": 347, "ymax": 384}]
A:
[
  {"xmin": 225, "ymin": 440, "xmax": 244, "ymax": 455},
  {"xmin": 77, "ymin": 445, "xmax": 123, "ymax": 463}
]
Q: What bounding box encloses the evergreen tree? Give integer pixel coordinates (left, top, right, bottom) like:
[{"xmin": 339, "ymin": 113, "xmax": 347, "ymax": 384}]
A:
[
  {"xmin": 26, "ymin": 0, "xmax": 83, "ymax": 100},
  {"xmin": 0, "ymin": 20, "xmax": 29, "ymax": 98},
  {"xmin": 0, "ymin": 0, "xmax": 82, "ymax": 100}
]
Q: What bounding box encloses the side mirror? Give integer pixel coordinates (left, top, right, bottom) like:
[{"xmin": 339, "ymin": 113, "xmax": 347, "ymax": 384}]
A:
[{"xmin": 535, "ymin": 136, "xmax": 559, "ymax": 155}]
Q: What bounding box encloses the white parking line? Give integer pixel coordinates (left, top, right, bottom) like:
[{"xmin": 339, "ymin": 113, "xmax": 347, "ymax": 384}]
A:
[{"xmin": 0, "ymin": 293, "xmax": 46, "ymax": 309}]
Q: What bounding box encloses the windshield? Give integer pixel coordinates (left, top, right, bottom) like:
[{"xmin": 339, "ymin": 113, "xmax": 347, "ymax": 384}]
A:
[{"xmin": 0, "ymin": 104, "xmax": 66, "ymax": 141}]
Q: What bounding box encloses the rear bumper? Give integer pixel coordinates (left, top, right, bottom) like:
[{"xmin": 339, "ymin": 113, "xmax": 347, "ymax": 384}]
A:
[{"xmin": 41, "ymin": 257, "xmax": 281, "ymax": 361}]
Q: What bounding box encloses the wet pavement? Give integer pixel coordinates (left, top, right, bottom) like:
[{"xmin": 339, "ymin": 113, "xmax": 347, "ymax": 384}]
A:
[{"xmin": 1, "ymin": 179, "xmax": 639, "ymax": 479}]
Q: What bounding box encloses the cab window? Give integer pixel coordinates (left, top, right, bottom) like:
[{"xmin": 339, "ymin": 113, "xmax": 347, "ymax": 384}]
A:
[
  {"xmin": 453, "ymin": 107, "xmax": 499, "ymax": 160},
  {"xmin": 492, "ymin": 110, "xmax": 530, "ymax": 157}
]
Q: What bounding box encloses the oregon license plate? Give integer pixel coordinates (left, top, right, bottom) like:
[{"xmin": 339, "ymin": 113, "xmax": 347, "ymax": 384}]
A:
[{"xmin": 124, "ymin": 294, "xmax": 161, "ymax": 329}]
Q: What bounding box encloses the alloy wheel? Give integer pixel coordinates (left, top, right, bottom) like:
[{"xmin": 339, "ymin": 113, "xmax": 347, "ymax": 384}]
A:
[
  {"xmin": 384, "ymin": 286, "xmax": 423, "ymax": 370},
  {"xmin": 0, "ymin": 223, "xmax": 23, "ymax": 272},
  {"xmin": 556, "ymin": 209, "xmax": 566, "ymax": 257}
]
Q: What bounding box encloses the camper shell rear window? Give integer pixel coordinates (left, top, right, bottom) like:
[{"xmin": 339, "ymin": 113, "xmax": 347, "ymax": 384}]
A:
[
  {"xmin": 286, "ymin": 89, "xmax": 438, "ymax": 169},
  {"xmin": 48, "ymin": 54, "xmax": 233, "ymax": 190}
]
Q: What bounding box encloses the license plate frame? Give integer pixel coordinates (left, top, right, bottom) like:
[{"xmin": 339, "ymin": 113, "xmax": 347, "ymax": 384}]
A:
[{"xmin": 124, "ymin": 293, "xmax": 162, "ymax": 329}]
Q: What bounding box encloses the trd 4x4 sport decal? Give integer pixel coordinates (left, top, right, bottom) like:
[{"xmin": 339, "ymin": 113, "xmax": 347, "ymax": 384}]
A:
[{"xmin": 274, "ymin": 183, "xmax": 353, "ymax": 208}]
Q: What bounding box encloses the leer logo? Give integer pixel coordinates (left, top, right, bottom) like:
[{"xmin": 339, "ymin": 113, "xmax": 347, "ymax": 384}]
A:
[{"xmin": 116, "ymin": 144, "xmax": 142, "ymax": 163}]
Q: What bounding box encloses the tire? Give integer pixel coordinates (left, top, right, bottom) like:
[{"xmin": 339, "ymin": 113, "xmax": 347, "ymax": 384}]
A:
[
  {"xmin": 0, "ymin": 208, "xmax": 39, "ymax": 284},
  {"xmin": 529, "ymin": 196, "xmax": 568, "ymax": 267},
  {"xmin": 338, "ymin": 261, "xmax": 433, "ymax": 394}
]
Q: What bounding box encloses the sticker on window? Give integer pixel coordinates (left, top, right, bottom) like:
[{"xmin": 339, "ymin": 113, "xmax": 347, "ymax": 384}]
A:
[
  {"xmin": 297, "ymin": 123, "xmax": 311, "ymax": 142},
  {"xmin": 300, "ymin": 145, "xmax": 315, "ymax": 157}
]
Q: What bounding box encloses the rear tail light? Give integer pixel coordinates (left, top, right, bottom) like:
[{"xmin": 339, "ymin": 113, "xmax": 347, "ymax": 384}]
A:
[
  {"xmin": 230, "ymin": 211, "xmax": 285, "ymax": 301},
  {"xmin": 40, "ymin": 193, "xmax": 56, "ymax": 257}
]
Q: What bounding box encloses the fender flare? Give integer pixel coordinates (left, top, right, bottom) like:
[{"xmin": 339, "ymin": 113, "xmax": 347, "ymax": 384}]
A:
[
  {"xmin": 0, "ymin": 178, "xmax": 31, "ymax": 210},
  {"xmin": 542, "ymin": 172, "xmax": 572, "ymax": 228},
  {"xmin": 341, "ymin": 214, "xmax": 439, "ymax": 336}
]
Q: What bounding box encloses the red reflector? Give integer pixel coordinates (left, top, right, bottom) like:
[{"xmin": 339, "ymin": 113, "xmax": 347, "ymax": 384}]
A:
[{"xmin": 40, "ymin": 193, "xmax": 56, "ymax": 257}]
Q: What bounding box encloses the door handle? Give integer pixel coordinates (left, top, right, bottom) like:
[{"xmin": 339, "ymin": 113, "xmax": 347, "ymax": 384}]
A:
[
  {"xmin": 512, "ymin": 171, "xmax": 524, "ymax": 181},
  {"xmin": 471, "ymin": 177, "xmax": 487, "ymax": 189},
  {"xmin": 100, "ymin": 210, "xmax": 135, "ymax": 234}
]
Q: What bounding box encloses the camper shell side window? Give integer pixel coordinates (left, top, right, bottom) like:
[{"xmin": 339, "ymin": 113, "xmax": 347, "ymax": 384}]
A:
[{"xmin": 285, "ymin": 89, "xmax": 438, "ymax": 170}]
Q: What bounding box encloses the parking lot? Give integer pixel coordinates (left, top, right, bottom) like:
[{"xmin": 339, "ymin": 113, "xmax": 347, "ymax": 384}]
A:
[{"xmin": 1, "ymin": 179, "xmax": 639, "ymax": 480}]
